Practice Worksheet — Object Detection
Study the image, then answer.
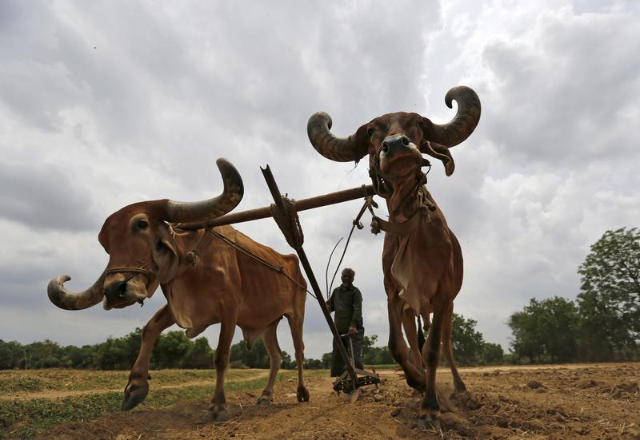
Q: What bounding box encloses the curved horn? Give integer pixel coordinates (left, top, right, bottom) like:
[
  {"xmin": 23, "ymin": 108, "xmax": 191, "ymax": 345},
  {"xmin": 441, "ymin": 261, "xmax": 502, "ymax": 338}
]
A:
[
  {"xmin": 48, "ymin": 272, "xmax": 106, "ymax": 310},
  {"xmin": 307, "ymin": 112, "xmax": 369, "ymax": 163},
  {"xmin": 164, "ymin": 158, "xmax": 244, "ymax": 223},
  {"xmin": 423, "ymin": 86, "xmax": 481, "ymax": 148}
]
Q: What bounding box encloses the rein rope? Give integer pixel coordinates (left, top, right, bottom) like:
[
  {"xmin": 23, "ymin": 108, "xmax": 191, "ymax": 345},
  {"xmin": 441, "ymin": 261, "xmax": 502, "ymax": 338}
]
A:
[
  {"xmin": 104, "ymin": 259, "xmax": 156, "ymax": 281},
  {"xmin": 326, "ymin": 189, "xmax": 372, "ymax": 299},
  {"xmin": 367, "ymin": 160, "xmax": 436, "ymax": 236},
  {"xmin": 183, "ymin": 222, "xmax": 315, "ymax": 299}
]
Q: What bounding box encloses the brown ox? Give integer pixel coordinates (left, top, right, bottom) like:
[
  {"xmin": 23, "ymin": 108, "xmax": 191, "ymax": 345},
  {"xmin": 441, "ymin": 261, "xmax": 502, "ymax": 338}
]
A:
[
  {"xmin": 47, "ymin": 159, "xmax": 309, "ymax": 422},
  {"xmin": 307, "ymin": 86, "xmax": 480, "ymax": 424}
]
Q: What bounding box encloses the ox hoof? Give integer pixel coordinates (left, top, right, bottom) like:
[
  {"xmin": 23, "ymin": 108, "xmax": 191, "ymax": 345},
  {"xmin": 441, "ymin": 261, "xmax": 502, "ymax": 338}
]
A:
[
  {"xmin": 417, "ymin": 414, "xmax": 440, "ymax": 431},
  {"xmin": 213, "ymin": 409, "xmax": 230, "ymax": 423},
  {"xmin": 256, "ymin": 395, "xmax": 273, "ymax": 406},
  {"xmin": 199, "ymin": 408, "xmax": 230, "ymax": 424},
  {"xmin": 297, "ymin": 386, "xmax": 310, "ymax": 403},
  {"xmin": 121, "ymin": 382, "xmax": 149, "ymax": 411}
]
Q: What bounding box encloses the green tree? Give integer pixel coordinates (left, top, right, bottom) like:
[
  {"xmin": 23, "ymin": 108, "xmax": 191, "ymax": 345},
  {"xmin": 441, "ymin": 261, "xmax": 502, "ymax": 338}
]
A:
[
  {"xmin": 481, "ymin": 342, "xmax": 504, "ymax": 365},
  {"xmin": 321, "ymin": 352, "xmax": 332, "ymax": 369},
  {"xmin": 362, "ymin": 334, "xmax": 395, "ymax": 365},
  {"xmin": 181, "ymin": 336, "xmax": 213, "ymax": 369},
  {"xmin": 451, "ymin": 314, "xmax": 485, "ymax": 366},
  {"xmin": 153, "ymin": 331, "xmax": 193, "ymax": 368},
  {"xmin": 23, "ymin": 340, "xmax": 64, "ymax": 368},
  {"xmin": 95, "ymin": 329, "xmax": 142, "ymax": 370},
  {"xmin": 577, "ymin": 227, "xmax": 640, "ymax": 360},
  {"xmin": 62, "ymin": 345, "xmax": 96, "ymax": 369},
  {"xmin": 280, "ymin": 351, "xmax": 294, "ymax": 369},
  {"xmin": 362, "ymin": 334, "xmax": 380, "ymax": 364},
  {"xmin": 228, "ymin": 338, "xmax": 270, "ymax": 369},
  {"xmin": 0, "ymin": 340, "xmax": 23, "ymax": 369},
  {"xmin": 303, "ymin": 358, "xmax": 324, "ymax": 369},
  {"xmin": 508, "ymin": 297, "xmax": 579, "ymax": 363}
]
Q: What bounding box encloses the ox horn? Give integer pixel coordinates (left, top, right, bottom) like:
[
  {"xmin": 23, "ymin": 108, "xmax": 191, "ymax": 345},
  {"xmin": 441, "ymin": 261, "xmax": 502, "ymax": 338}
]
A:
[
  {"xmin": 423, "ymin": 86, "xmax": 481, "ymax": 148},
  {"xmin": 307, "ymin": 112, "xmax": 369, "ymax": 163},
  {"xmin": 48, "ymin": 272, "xmax": 106, "ymax": 310},
  {"xmin": 164, "ymin": 158, "xmax": 244, "ymax": 223}
]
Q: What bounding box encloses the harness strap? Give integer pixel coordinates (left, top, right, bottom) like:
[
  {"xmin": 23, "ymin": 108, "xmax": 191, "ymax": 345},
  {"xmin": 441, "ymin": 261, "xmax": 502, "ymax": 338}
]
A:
[
  {"xmin": 104, "ymin": 260, "xmax": 156, "ymax": 282},
  {"xmin": 207, "ymin": 228, "xmax": 313, "ymax": 298},
  {"xmin": 185, "ymin": 226, "xmax": 214, "ymax": 267}
]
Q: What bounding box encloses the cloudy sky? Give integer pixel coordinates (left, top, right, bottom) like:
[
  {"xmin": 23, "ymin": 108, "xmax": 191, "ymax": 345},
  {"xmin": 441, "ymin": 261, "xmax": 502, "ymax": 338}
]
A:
[{"xmin": 1, "ymin": 0, "xmax": 638, "ymax": 359}]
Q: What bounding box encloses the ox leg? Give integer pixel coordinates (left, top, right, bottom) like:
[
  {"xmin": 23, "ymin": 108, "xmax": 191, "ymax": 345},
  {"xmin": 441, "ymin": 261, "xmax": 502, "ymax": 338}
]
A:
[
  {"xmin": 387, "ymin": 298, "xmax": 425, "ymax": 391},
  {"xmin": 418, "ymin": 299, "xmax": 452, "ymax": 427},
  {"xmin": 257, "ymin": 322, "xmax": 281, "ymax": 405},
  {"xmin": 442, "ymin": 314, "xmax": 466, "ymax": 392},
  {"xmin": 286, "ymin": 314, "xmax": 310, "ymax": 402},
  {"xmin": 203, "ymin": 314, "xmax": 237, "ymax": 423},
  {"xmin": 402, "ymin": 307, "xmax": 423, "ymax": 370},
  {"xmin": 122, "ymin": 305, "xmax": 174, "ymax": 411}
]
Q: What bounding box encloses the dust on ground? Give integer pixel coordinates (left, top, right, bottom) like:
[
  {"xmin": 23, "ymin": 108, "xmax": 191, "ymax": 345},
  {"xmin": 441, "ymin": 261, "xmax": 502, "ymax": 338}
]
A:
[{"xmin": 36, "ymin": 363, "xmax": 640, "ymax": 439}]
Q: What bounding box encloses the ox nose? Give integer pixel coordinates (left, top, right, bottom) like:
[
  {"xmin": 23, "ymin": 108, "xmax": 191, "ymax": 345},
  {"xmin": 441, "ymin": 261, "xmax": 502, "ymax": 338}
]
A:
[
  {"xmin": 105, "ymin": 275, "xmax": 132, "ymax": 300},
  {"xmin": 381, "ymin": 135, "xmax": 411, "ymax": 156}
]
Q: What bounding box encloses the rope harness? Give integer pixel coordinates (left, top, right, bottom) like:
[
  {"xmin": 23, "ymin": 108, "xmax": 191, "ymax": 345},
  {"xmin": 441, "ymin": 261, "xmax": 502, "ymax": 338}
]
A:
[
  {"xmin": 270, "ymin": 196, "xmax": 305, "ymax": 250},
  {"xmin": 366, "ymin": 160, "xmax": 436, "ymax": 236},
  {"xmin": 183, "ymin": 222, "xmax": 314, "ymax": 298},
  {"xmin": 104, "ymin": 259, "xmax": 156, "ymax": 282},
  {"xmin": 103, "ymin": 259, "xmax": 155, "ymax": 306}
]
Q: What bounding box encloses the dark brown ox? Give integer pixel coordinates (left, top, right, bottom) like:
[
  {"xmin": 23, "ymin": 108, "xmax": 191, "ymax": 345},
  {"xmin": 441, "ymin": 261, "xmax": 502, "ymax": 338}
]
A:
[
  {"xmin": 47, "ymin": 159, "xmax": 309, "ymax": 422},
  {"xmin": 307, "ymin": 86, "xmax": 480, "ymax": 425}
]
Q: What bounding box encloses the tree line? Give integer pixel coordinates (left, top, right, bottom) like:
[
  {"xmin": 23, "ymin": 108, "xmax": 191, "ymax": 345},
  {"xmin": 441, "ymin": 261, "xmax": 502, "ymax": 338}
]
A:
[
  {"xmin": 508, "ymin": 227, "xmax": 639, "ymax": 363},
  {"xmin": 1, "ymin": 227, "xmax": 636, "ymax": 370},
  {"xmin": 0, "ymin": 312, "xmax": 500, "ymax": 371}
]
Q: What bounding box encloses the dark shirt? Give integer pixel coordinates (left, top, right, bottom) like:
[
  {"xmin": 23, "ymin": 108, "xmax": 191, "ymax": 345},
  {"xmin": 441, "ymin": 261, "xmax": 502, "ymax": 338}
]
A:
[{"xmin": 329, "ymin": 284, "xmax": 363, "ymax": 333}]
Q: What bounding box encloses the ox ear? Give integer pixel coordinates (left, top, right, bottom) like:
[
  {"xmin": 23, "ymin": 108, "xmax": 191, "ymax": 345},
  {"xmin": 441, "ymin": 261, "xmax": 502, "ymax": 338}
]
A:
[
  {"xmin": 152, "ymin": 223, "xmax": 179, "ymax": 283},
  {"xmin": 420, "ymin": 140, "xmax": 455, "ymax": 176},
  {"xmin": 352, "ymin": 124, "xmax": 372, "ymax": 163},
  {"xmin": 98, "ymin": 219, "xmax": 112, "ymax": 254}
]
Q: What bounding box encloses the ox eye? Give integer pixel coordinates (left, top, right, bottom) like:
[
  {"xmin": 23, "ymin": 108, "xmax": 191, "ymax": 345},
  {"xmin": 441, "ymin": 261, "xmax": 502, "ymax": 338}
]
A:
[{"xmin": 137, "ymin": 220, "xmax": 149, "ymax": 230}]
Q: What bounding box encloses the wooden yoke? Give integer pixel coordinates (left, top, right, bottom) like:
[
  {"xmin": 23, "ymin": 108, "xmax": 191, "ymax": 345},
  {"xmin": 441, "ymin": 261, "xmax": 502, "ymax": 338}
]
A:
[{"xmin": 175, "ymin": 185, "xmax": 375, "ymax": 231}]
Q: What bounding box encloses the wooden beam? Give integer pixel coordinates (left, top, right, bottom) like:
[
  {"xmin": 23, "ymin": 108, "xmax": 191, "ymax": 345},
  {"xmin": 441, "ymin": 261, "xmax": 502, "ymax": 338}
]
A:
[{"xmin": 175, "ymin": 184, "xmax": 375, "ymax": 230}]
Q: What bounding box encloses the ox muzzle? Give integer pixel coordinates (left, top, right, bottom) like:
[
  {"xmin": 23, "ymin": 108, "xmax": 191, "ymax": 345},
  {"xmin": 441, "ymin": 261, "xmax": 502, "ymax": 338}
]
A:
[{"xmin": 103, "ymin": 271, "xmax": 153, "ymax": 310}]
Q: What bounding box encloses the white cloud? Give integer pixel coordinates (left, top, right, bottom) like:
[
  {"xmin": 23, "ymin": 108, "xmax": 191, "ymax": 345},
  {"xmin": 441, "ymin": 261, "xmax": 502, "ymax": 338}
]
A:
[{"xmin": 1, "ymin": 0, "xmax": 638, "ymax": 359}]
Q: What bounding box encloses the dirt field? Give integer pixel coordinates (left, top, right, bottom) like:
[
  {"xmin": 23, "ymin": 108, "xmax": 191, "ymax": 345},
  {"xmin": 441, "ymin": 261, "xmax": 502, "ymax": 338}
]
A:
[{"xmin": 24, "ymin": 363, "xmax": 640, "ymax": 439}]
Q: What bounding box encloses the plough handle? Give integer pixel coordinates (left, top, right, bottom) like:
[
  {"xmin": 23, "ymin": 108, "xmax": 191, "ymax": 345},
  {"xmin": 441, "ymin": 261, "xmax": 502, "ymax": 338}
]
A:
[{"xmin": 261, "ymin": 165, "xmax": 360, "ymax": 390}]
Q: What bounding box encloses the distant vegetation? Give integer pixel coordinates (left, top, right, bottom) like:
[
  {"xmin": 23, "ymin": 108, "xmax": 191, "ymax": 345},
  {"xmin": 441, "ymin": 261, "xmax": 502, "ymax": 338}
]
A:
[
  {"xmin": 508, "ymin": 227, "xmax": 639, "ymax": 363},
  {"xmin": 1, "ymin": 227, "xmax": 637, "ymax": 370},
  {"xmin": 0, "ymin": 316, "xmax": 499, "ymax": 371}
]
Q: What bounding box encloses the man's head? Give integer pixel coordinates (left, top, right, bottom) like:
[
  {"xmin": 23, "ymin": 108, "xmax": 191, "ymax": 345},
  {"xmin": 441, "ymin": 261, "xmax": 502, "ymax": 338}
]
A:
[{"xmin": 341, "ymin": 268, "xmax": 355, "ymax": 287}]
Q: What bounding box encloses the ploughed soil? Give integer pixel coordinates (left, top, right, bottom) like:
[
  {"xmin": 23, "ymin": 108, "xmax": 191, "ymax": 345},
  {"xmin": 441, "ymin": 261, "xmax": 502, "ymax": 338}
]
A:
[{"xmin": 38, "ymin": 363, "xmax": 639, "ymax": 439}]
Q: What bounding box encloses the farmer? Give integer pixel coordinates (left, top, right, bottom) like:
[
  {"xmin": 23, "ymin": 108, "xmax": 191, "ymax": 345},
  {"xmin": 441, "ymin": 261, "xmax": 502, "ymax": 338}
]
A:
[{"xmin": 327, "ymin": 267, "xmax": 365, "ymax": 377}]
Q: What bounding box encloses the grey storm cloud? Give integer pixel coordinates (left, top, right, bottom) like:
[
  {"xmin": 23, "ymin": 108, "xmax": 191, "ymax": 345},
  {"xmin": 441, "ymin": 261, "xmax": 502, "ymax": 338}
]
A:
[
  {"xmin": 0, "ymin": 161, "xmax": 98, "ymax": 231},
  {"xmin": 480, "ymin": 7, "xmax": 640, "ymax": 166},
  {"xmin": 1, "ymin": 0, "xmax": 639, "ymax": 358}
]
